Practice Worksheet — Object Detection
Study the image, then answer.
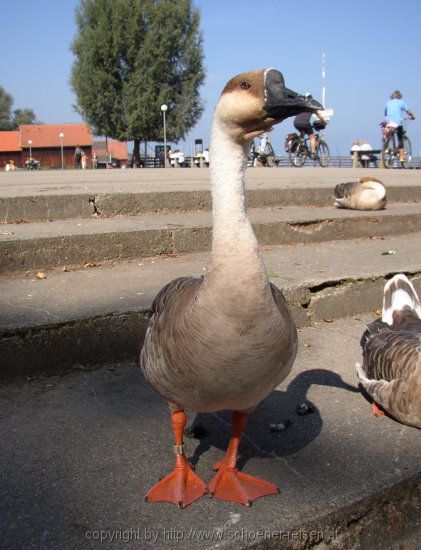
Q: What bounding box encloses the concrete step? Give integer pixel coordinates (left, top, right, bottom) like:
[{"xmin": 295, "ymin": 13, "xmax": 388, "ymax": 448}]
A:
[
  {"xmin": 1, "ymin": 315, "xmax": 419, "ymax": 549},
  {"xmin": 2, "ymin": 233, "xmax": 421, "ymax": 381},
  {"xmin": 2, "ymin": 203, "xmax": 421, "ymax": 275},
  {"xmin": 1, "ymin": 167, "xmax": 421, "ymax": 221}
]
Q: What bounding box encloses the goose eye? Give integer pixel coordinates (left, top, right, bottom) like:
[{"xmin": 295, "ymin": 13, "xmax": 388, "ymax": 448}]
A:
[{"xmin": 240, "ymin": 81, "xmax": 251, "ymax": 90}]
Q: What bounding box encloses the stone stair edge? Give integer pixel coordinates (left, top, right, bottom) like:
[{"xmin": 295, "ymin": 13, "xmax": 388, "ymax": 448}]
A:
[
  {"xmin": 2, "ymin": 205, "xmax": 421, "ymax": 275},
  {"xmin": 3, "ymin": 201, "xmax": 421, "ymax": 237},
  {"xmin": 2, "ymin": 270, "xmax": 420, "ymax": 383},
  {"xmin": 3, "ymin": 268, "xmax": 421, "ymax": 332},
  {"xmin": 1, "ymin": 184, "xmax": 421, "ymax": 222}
]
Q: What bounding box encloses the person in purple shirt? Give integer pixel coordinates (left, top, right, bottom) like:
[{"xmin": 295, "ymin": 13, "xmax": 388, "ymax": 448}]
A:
[{"xmin": 385, "ymin": 91, "xmax": 415, "ymax": 162}]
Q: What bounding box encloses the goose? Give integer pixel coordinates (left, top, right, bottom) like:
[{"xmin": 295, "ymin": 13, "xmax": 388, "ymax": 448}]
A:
[
  {"xmin": 356, "ymin": 274, "xmax": 421, "ymax": 429},
  {"xmin": 140, "ymin": 68, "xmax": 321, "ymax": 508},
  {"xmin": 334, "ymin": 177, "xmax": 386, "ymax": 210}
]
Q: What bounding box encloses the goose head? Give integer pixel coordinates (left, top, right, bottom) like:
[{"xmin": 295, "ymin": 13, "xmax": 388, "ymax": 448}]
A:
[{"xmin": 215, "ymin": 68, "xmax": 322, "ymax": 143}]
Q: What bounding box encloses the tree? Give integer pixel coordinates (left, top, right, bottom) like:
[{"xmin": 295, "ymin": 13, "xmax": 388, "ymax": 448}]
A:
[
  {"xmin": 0, "ymin": 86, "xmax": 13, "ymax": 130},
  {"xmin": 11, "ymin": 109, "xmax": 37, "ymax": 129},
  {"xmin": 70, "ymin": 0, "xmax": 205, "ymax": 163},
  {"xmin": 0, "ymin": 86, "xmax": 39, "ymax": 130}
]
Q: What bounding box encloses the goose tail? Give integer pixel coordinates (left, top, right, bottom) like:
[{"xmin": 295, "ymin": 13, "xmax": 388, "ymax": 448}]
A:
[
  {"xmin": 382, "ymin": 274, "xmax": 421, "ymax": 326},
  {"xmin": 355, "ymin": 362, "xmax": 369, "ymax": 382}
]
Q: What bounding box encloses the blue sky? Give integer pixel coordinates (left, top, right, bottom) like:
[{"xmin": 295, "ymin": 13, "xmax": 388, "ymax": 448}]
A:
[{"xmin": 2, "ymin": 0, "xmax": 421, "ymax": 156}]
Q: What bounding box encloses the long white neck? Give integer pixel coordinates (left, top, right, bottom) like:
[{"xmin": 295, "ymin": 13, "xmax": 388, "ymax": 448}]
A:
[{"xmin": 208, "ymin": 117, "xmax": 264, "ymax": 275}]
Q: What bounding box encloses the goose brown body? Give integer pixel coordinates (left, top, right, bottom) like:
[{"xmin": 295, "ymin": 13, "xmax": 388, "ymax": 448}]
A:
[
  {"xmin": 357, "ymin": 274, "xmax": 421, "ymax": 429},
  {"xmin": 334, "ymin": 177, "xmax": 386, "ymax": 210},
  {"xmin": 142, "ymin": 273, "xmax": 297, "ymax": 413},
  {"xmin": 141, "ymin": 69, "xmax": 320, "ymax": 415},
  {"xmin": 140, "ymin": 68, "xmax": 322, "ymax": 507}
]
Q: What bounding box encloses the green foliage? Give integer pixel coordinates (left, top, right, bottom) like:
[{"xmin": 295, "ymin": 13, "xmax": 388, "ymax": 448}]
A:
[
  {"xmin": 11, "ymin": 109, "xmax": 37, "ymax": 129},
  {"xmin": 0, "ymin": 86, "xmax": 39, "ymax": 130},
  {"xmin": 0, "ymin": 86, "xmax": 13, "ymax": 130},
  {"xmin": 70, "ymin": 0, "xmax": 205, "ymax": 143}
]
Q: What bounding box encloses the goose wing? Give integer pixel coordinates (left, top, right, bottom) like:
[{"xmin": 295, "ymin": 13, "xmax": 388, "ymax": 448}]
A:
[
  {"xmin": 141, "ymin": 276, "xmax": 203, "ymax": 369},
  {"xmin": 269, "ymin": 282, "xmax": 298, "ymax": 353},
  {"xmin": 148, "ymin": 276, "xmax": 203, "ymax": 319},
  {"xmin": 334, "ymin": 181, "xmax": 360, "ymax": 200},
  {"xmin": 361, "ymin": 322, "xmax": 421, "ymax": 381},
  {"xmin": 270, "ymin": 282, "xmax": 295, "ymax": 321},
  {"xmin": 358, "ymin": 323, "xmax": 421, "ymax": 428},
  {"xmin": 335, "ymin": 177, "xmax": 384, "ymax": 199}
]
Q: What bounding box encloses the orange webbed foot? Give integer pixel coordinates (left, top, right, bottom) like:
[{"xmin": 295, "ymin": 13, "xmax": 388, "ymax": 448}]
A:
[
  {"xmin": 208, "ymin": 465, "xmax": 278, "ymax": 506},
  {"xmin": 146, "ymin": 458, "xmax": 207, "ymax": 508},
  {"xmin": 371, "ymin": 401, "xmax": 386, "ymax": 417}
]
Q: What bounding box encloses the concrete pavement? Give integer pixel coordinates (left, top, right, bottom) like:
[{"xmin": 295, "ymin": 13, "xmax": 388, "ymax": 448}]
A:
[
  {"xmin": 1, "ymin": 234, "xmax": 421, "ymax": 381},
  {"xmin": 1, "ymin": 168, "xmax": 421, "ymax": 222},
  {"xmin": 2, "ymin": 203, "xmax": 421, "ymax": 274},
  {"xmin": 1, "ymin": 168, "xmax": 420, "ymax": 547},
  {"xmin": 0, "ymin": 316, "xmax": 419, "ymax": 549},
  {"xmin": 1, "ymin": 167, "xmax": 421, "ymax": 197}
]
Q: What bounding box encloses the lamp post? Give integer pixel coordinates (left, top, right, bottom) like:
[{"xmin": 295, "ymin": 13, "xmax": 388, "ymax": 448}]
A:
[
  {"xmin": 59, "ymin": 133, "xmax": 64, "ymax": 169},
  {"xmin": 28, "ymin": 139, "xmax": 32, "ymax": 158},
  {"xmin": 161, "ymin": 104, "xmax": 168, "ymax": 168}
]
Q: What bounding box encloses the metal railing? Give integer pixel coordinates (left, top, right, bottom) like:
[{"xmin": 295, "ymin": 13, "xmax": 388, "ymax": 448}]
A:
[
  {"xmin": 127, "ymin": 156, "xmax": 421, "ymax": 169},
  {"xmin": 275, "ymin": 156, "xmax": 421, "ymax": 169}
]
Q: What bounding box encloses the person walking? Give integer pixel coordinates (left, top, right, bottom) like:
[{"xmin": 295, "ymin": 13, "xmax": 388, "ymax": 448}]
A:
[{"xmin": 74, "ymin": 145, "xmax": 82, "ymax": 169}]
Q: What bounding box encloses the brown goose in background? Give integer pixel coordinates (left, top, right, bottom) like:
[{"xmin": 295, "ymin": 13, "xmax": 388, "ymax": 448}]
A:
[
  {"xmin": 140, "ymin": 69, "xmax": 322, "ymax": 508},
  {"xmin": 334, "ymin": 177, "xmax": 386, "ymax": 210},
  {"xmin": 356, "ymin": 274, "xmax": 421, "ymax": 429}
]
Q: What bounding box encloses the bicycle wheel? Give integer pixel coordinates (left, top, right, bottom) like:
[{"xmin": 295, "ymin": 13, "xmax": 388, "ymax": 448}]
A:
[
  {"xmin": 265, "ymin": 155, "xmax": 275, "ymax": 167},
  {"xmin": 317, "ymin": 142, "xmax": 330, "ymax": 167},
  {"xmin": 289, "ymin": 140, "xmax": 306, "ymax": 167},
  {"xmin": 382, "ymin": 135, "xmax": 396, "ymax": 169},
  {"xmin": 401, "ymin": 136, "xmax": 412, "ymax": 168},
  {"xmin": 262, "ymin": 143, "xmax": 275, "ymax": 167}
]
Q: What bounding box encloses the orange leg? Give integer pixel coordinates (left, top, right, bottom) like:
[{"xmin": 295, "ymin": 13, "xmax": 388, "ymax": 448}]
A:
[
  {"xmin": 208, "ymin": 411, "xmax": 279, "ymax": 506},
  {"xmin": 146, "ymin": 410, "xmax": 207, "ymax": 508},
  {"xmin": 371, "ymin": 402, "xmax": 386, "ymax": 417}
]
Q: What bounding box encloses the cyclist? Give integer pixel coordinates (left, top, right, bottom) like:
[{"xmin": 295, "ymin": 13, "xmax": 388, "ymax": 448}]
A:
[
  {"xmin": 257, "ymin": 134, "xmax": 269, "ymax": 155},
  {"xmin": 384, "ymin": 91, "xmax": 415, "ymax": 163},
  {"xmin": 293, "ymin": 98, "xmax": 327, "ymax": 159}
]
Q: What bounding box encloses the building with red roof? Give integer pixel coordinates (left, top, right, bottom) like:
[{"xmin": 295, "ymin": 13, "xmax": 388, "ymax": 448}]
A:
[
  {"xmin": 92, "ymin": 139, "xmax": 128, "ymax": 164},
  {"xmin": 0, "ymin": 124, "xmax": 127, "ymax": 169},
  {"xmin": 20, "ymin": 123, "xmax": 93, "ymax": 169},
  {"xmin": 0, "ymin": 131, "xmax": 21, "ymax": 167}
]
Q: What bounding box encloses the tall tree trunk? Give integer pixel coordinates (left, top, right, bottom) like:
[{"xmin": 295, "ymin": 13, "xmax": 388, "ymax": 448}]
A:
[{"xmin": 133, "ymin": 138, "xmax": 141, "ymax": 167}]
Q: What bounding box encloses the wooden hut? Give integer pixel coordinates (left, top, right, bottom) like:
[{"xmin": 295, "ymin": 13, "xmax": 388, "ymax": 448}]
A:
[
  {"xmin": 0, "ymin": 131, "xmax": 22, "ymax": 168},
  {"xmin": 0, "ymin": 124, "xmax": 128, "ymax": 169},
  {"xmin": 20, "ymin": 124, "xmax": 93, "ymax": 169}
]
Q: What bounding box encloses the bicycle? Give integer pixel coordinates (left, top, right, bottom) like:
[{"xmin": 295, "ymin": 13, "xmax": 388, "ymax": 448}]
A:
[
  {"xmin": 25, "ymin": 158, "xmax": 40, "ymax": 170},
  {"xmin": 286, "ymin": 123, "xmax": 330, "ymax": 167},
  {"xmin": 381, "ymin": 119, "xmax": 413, "ymax": 169},
  {"xmin": 248, "ymin": 137, "xmax": 276, "ymax": 167}
]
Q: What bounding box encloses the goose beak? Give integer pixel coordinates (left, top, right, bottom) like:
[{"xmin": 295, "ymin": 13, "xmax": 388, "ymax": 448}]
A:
[{"xmin": 264, "ymin": 68, "xmax": 323, "ymax": 120}]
